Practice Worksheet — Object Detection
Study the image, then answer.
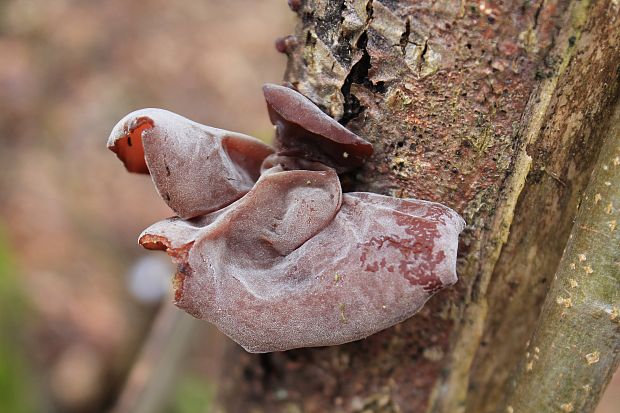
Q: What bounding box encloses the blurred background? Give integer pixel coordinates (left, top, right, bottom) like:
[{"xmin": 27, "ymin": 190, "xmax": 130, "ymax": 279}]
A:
[
  {"xmin": 0, "ymin": 1, "xmax": 291, "ymax": 412},
  {"xmin": 0, "ymin": 1, "xmax": 617, "ymax": 412}
]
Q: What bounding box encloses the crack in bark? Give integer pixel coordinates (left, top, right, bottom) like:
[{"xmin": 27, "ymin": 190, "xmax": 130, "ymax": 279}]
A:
[
  {"xmin": 420, "ymin": 39, "xmax": 429, "ymax": 65},
  {"xmin": 340, "ymin": 0, "xmax": 380, "ymax": 125},
  {"xmin": 399, "ymin": 17, "xmax": 411, "ymax": 55},
  {"xmin": 340, "ymin": 34, "xmax": 371, "ymax": 124},
  {"xmin": 533, "ymin": 0, "xmax": 545, "ymax": 30},
  {"xmin": 366, "ymin": 0, "xmax": 374, "ymax": 21}
]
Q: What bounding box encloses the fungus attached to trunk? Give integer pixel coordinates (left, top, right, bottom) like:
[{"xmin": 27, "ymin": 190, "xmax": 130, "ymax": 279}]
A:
[
  {"xmin": 263, "ymin": 84, "xmax": 374, "ymax": 172},
  {"xmin": 108, "ymin": 108, "xmax": 273, "ymax": 219},
  {"xmin": 107, "ymin": 84, "xmax": 465, "ymax": 353}
]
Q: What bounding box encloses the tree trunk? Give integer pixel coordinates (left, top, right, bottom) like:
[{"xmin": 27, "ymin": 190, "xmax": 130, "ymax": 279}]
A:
[
  {"xmin": 502, "ymin": 93, "xmax": 620, "ymax": 413},
  {"xmin": 216, "ymin": 1, "xmax": 620, "ymax": 412}
]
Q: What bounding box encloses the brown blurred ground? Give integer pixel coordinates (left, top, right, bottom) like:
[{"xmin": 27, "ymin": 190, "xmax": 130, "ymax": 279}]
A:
[
  {"xmin": 0, "ymin": 1, "xmax": 616, "ymax": 412},
  {"xmin": 0, "ymin": 1, "xmax": 291, "ymax": 412}
]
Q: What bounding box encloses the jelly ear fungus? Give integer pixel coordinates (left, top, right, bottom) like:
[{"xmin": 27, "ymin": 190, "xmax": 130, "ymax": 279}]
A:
[
  {"xmin": 107, "ymin": 108, "xmax": 273, "ymax": 219},
  {"xmin": 107, "ymin": 84, "xmax": 465, "ymax": 352},
  {"xmin": 263, "ymin": 84, "xmax": 373, "ymax": 172}
]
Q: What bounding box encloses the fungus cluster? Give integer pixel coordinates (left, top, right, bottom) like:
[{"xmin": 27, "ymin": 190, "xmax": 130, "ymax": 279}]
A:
[{"xmin": 108, "ymin": 84, "xmax": 464, "ymax": 353}]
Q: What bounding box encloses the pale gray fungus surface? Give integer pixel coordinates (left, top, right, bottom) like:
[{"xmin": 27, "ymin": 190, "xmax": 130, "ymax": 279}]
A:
[{"xmin": 107, "ymin": 84, "xmax": 465, "ymax": 352}]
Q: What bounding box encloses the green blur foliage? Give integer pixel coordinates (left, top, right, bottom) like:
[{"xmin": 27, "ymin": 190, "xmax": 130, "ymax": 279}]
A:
[
  {"xmin": 168, "ymin": 375, "xmax": 214, "ymax": 413},
  {"xmin": 0, "ymin": 225, "xmax": 38, "ymax": 413}
]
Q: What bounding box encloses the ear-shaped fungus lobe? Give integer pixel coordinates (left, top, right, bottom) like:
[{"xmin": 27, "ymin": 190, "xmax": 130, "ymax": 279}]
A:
[
  {"xmin": 141, "ymin": 170, "xmax": 464, "ymax": 352},
  {"xmin": 141, "ymin": 167, "xmax": 342, "ymax": 291},
  {"xmin": 263, "ymin": 84, "xmax": 373, "ymax": 172},
  {"xmin": 108, "ymin": 109, "xmax": 274, "ymax": 219},
  {"xmin": 215, "ymin": 168, "xmax": 342, "ymax": 260}
]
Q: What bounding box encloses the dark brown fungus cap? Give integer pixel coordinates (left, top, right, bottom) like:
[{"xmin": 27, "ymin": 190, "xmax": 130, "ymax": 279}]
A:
[
  {"xmin": 107, "ymin": 109, "xmax": 273, "ymax": 219},
  {"xmin": 263, "ymin": 83, "xmax": 373, "ymax": 172}
]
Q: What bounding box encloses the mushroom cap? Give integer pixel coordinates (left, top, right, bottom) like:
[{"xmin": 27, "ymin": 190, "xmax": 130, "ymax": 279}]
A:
[
  {"xmin": 263, "ymin": 83, "xmax": 373, "ymax": 172},
  {"xmin": 107, "ymin": 108, "xmax": 274, "ymax": 219}
]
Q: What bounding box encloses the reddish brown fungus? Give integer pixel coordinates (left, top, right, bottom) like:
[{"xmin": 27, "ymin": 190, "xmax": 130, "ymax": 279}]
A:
[
  {"xmin": 275, "ymin": 37, "xmax": 288, "ymax": 53},
  {"xmin": 274, "ymin": 35, "xmax": 298, "ymax": 54},
  {"xmin": 108, "ymin": 109, "xmax": 273, "ymax": 219},
  {"xmin": 139, "ymin": 237, "xmax": 168, "ymax": 251},
  {"xmin": 288, "ymin": 0, "xmax": 302, "ymax": 12},
  {"xmin": 108, "ymin": 84, "xmax": 465, "ymax": 353},
  {"xmin": 107, "ymin": 116, "xmax": 153, "ymax": 174},
  {"xmin": 140, "ymin": 190, "xmax": 463, "ymax": 352},
  {"xmin": 263, "ymin": 84, "xmax": 374, "ymax": 172}
]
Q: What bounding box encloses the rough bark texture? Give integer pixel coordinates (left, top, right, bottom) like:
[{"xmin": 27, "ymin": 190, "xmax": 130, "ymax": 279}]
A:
[{"xmin": 216, "ymin": 1, "xmax": 620, "ymax": 412}]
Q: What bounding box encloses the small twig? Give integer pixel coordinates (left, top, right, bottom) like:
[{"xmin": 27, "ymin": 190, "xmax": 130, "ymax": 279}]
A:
[{"xmin": 110, "ymin": 300, "xmax": 198, "ymax": 413}]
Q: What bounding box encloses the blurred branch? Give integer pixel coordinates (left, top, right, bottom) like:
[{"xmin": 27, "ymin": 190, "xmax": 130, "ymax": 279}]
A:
[
  {"xmin": 502, "ymin": 99, "xmax": 620, "ymax": 412},
  {"xmin": 111, "ymin": 300, "xmax": 198, "ymax": 413}
]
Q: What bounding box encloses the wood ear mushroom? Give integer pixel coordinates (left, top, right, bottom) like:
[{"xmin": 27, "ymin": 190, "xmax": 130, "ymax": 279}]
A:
[{"xmin": 107, "ymin": 84, "xmax": 465, "ymax": 353}]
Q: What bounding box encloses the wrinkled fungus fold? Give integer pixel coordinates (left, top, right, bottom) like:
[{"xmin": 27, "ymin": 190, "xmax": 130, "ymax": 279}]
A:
[
  {"xmin": 107, "ymin": 84, "xmax": 465, "ymax": 353},
  {"xmin": 263, "ymin": 84, "xmax": 374, "ymax": 172}
]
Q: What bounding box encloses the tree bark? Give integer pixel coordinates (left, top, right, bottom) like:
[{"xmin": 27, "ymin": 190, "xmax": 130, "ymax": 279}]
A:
[
  {"xmin": 502, "ymin": 86, "xmax": 620, "ymax": 413},
  {"xmin": 216, "ymin": 1, "xmax": 620, "ymax": 412}
]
